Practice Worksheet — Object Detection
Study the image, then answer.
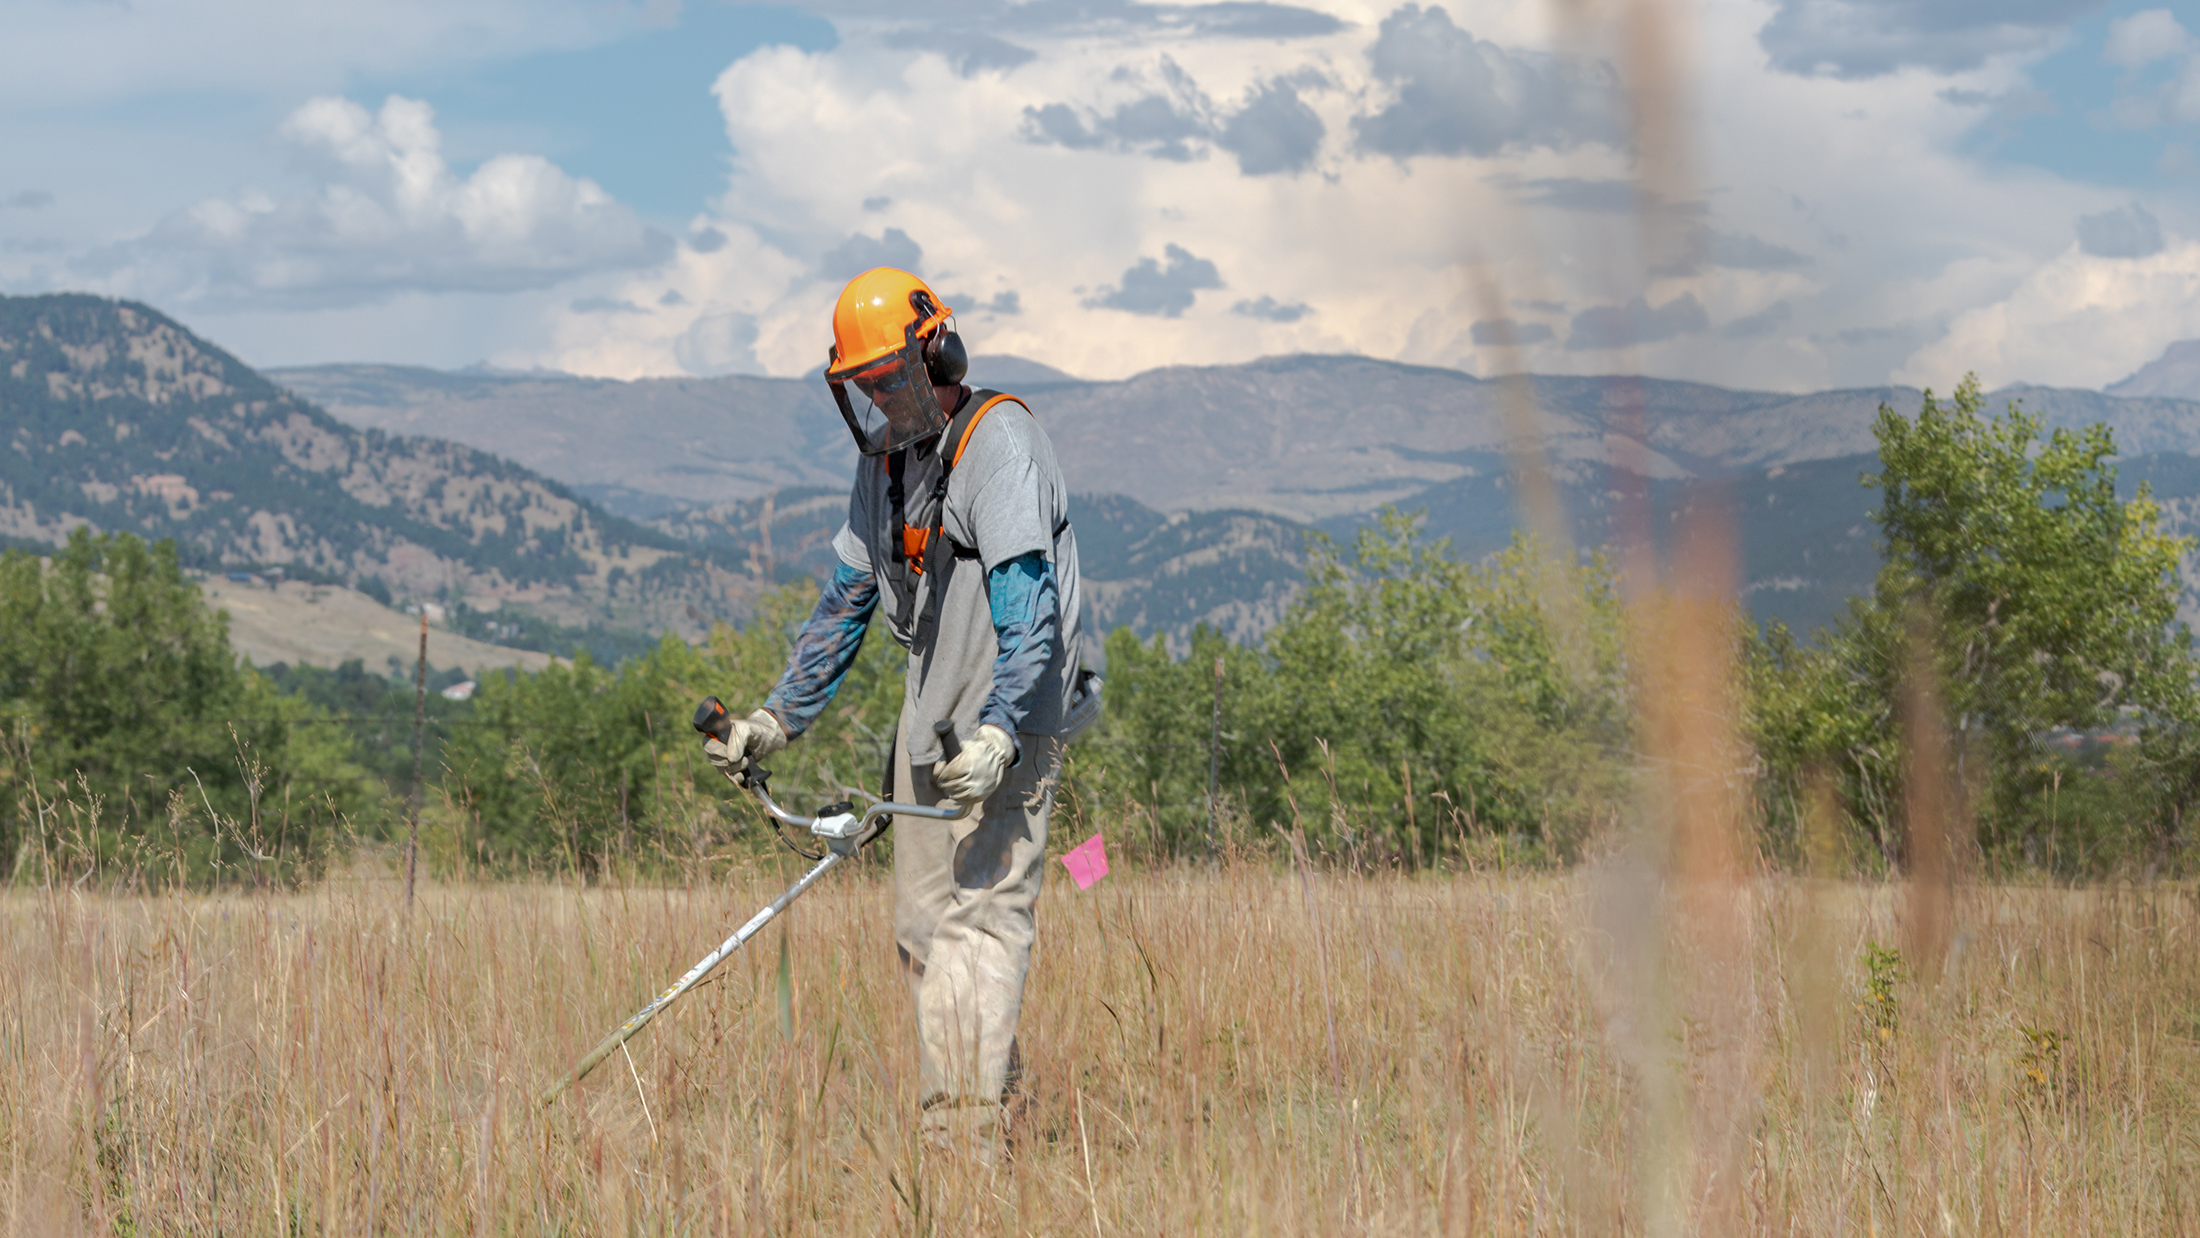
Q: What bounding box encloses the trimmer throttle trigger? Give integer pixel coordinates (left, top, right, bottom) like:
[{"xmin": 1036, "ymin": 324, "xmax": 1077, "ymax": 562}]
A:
[
  {"xmin": 695, "ymin": 696, "xmax": 771, "ymax": 790},
  {"xmin": 933, "ymin": 719, "xmax": 962, "ymax": 762},
  {"xmin": 693, "ymin": 696, "xmax": 734, "ymax": 745}
]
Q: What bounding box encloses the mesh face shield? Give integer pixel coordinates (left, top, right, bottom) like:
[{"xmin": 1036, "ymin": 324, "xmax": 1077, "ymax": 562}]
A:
[{"xmin": 826, "ymin": 320, "xmax": 948, "ymax": 456}]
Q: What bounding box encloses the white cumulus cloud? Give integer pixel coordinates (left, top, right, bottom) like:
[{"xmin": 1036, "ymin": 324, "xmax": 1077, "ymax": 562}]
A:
[
  {"xmin": 531, "ymin": 11, "xmax": 1640, "ymax": 381},
  {"xmin": 2104, "ymin": 9, "xmax": 2195, "ymax": 69},
  {"xmin": 2101, "ymin": 8, "xmax": 2200, "ymax": 129},
  {"xmin": 504, "ymin": 0, "xmax": 2190, "ymax": 395},
  {"xmin": 1897, "ymin": 237, "xmax": 2200, "ymax": 390},
  {"xmin": 79, "ymin": 95, "xmax": 671, "ymax": 310}
]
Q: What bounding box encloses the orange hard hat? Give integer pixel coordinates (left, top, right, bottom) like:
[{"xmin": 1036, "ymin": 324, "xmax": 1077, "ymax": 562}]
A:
[{"xmin": 829, "ymin": 268, "xmax": 953, "ymax": 375}]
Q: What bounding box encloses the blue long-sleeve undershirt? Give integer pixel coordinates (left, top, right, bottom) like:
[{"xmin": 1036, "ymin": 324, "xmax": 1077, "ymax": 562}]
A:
[
  {"xmin": 763, "ymin": 553, "xmax": 1058, "ymax": 744},
  {"xmin": 764, "ymin": 562, "xmax": 878, "ymax": 737},
  {"xmin": 981, "ymin": 551, "xmax": 1059, "ymax": 743}
]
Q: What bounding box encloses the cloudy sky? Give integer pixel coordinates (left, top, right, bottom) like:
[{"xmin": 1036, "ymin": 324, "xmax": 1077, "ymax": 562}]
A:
[{"xmin": 2, "ymin": 0, "xmax": 2195, "ymax": 393}]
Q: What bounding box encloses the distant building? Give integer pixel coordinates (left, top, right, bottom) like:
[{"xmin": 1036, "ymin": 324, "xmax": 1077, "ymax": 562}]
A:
[{"xmin": 440, "ymin": 681, "xmax": 477, "ymax": 701}]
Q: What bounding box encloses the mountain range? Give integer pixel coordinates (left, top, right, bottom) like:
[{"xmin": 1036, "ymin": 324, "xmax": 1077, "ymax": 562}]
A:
[
  {"xmin": 0, "ymin": 294, "xmax": 1319, "ymax": 653},
  {"xmin": 0, "ymin": 295, "xmax": 766, "ymax": 640},
  {"xmin": 13, "ymin": 292, "xmax": 2200, "ymax": 657},
  {"xmin": 274, "ymin": 339, "xmax": 2200, "ymax": 639},
  {"xmin": 276, "ymin": 348, "xmax": 2200, "ymax": 522},
  {"xmin": 2108, "ymin": 341, "xmax": 2200, "ymax": 400}
]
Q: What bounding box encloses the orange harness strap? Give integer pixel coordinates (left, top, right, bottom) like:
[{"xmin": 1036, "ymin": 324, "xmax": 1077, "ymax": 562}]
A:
[
  {"xmin": 901, "ymin": 391, "xmax": 1029, "ymax": 574},
  {"xmin": 950, "ymin": 392, "xmax": 1030, "ymax": 468}
]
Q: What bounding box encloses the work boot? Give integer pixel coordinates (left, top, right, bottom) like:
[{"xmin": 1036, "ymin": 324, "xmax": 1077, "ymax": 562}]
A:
[
  {"xmin": 919, "ymin": 1093, "xmax": 1009, "ymax": 1167},
  {"xmin": 918, "ymin": 1039, "xmax": 1023, "ymax": 1168}
]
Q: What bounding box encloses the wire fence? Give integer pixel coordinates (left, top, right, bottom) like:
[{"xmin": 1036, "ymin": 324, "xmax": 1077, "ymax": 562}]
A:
[{"xmin": 209, "ymin": 715, "xmax": 502, "ymax": 726}]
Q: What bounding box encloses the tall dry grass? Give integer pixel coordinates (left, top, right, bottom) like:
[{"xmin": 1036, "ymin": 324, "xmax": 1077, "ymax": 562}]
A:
[{"xmin": 4, "ymin": 853, "xmax": 2196, "ymax": 1234}]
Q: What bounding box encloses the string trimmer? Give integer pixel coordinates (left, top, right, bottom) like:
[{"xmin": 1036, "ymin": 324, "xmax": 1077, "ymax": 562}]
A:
[{"xmin": 540, "ymin": 697, "xmax": 966, "ymax": 1106}]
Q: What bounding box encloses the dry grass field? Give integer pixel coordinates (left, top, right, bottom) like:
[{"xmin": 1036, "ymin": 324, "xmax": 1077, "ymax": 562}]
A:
[{"xmin": 3, "ymin": 854, "xmax": 2196, "ymax": 1236}]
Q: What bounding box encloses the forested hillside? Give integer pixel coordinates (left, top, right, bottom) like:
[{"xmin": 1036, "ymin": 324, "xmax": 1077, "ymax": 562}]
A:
[
  {"xmin": 646, "ymin": 486, "xmax": 1313, "ymax": 646},
  {"xmin": 0, "ymin": 294, "xmax": 757, "ymax": 635},
  {"xmin": 282, "ymin": 353, "xmax": 2200, "ymax": 644},
  {"xmin": 31, "ymin": 294, "xmax": 2200, "ymax": 656}
]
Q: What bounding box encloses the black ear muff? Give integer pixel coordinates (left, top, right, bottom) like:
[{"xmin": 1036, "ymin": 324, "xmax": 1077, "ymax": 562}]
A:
[
  {"xmin": 905, "ymin": 289, "xmax": 966, "ymax": 386},
  {"xmin": 925, "ymin": 329, "xmax": 967, "ymax": 386}
]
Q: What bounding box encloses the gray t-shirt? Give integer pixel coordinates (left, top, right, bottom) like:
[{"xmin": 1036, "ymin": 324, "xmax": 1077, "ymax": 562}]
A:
[{"xmin": 832, "ymin": 393, "xmax": 1085, "ymax": 765}]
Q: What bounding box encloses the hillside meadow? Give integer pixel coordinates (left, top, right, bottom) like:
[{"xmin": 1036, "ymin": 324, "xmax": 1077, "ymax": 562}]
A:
[
  {"xmin": 7, "ymin": 373, "xmax": 2200, "ymax": 1235},
  {"xmin": 3, "ymin": 854, "xmax": 2195, "ymax": 1235}
]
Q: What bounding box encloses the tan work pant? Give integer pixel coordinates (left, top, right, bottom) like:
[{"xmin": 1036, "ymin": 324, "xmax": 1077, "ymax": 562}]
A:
[{"xmin": 891, "ymin": 708, "xmax": 1060, "ymax": 1160}]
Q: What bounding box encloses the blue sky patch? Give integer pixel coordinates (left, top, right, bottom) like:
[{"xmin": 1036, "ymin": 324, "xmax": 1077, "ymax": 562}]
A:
[
  {"xmin": 1958, "ymin": 2, "xmax": 2199, "ymax": 191},
  {"xmin": 355, "ymin": 4, "xmax": 836, "ymax": 221}
]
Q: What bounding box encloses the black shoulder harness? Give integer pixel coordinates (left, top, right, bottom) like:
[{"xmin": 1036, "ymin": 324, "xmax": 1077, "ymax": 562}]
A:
[{"xmin": 884, "ymin": 389, "xmax": 1025, "ymax": 639}]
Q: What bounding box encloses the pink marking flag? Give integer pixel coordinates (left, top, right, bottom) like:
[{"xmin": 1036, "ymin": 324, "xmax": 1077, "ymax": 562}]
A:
[{"xmin": 1061, "ymin": 833, "xmax": 1110, "ymax": 890}]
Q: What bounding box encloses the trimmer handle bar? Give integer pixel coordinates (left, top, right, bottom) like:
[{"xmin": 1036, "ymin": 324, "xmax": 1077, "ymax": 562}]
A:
[
  {"xmin": 540, "ymin": 701, "xmax": 973, "ymax": 1106},
  {"xmin": 690, "ymin": 696, "xmax": 968, "ymax": 854}
]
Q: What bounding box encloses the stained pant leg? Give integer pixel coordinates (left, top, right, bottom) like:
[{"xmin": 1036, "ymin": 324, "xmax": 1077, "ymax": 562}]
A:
[{"xmin": 890, "ymin": 707, "xmax": 1059, "ymax": 1159}]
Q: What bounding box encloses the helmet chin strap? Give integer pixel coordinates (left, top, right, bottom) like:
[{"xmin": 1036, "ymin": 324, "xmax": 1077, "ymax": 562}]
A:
[{"xmin": 827, "ymin": 373, "xmax": 871, "ymax": 455}]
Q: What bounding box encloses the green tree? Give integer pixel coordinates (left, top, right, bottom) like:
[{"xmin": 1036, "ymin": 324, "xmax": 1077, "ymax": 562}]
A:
[
  {"xmin": 0, "ymin": 530, "xmax": 361, "ymax": 883},
  {"xmin": 436, "ymin": 579, "xmax": 907, "ymax": 878},
  {"xmin": 1071, "ymin": 511, "xmax": 1631, "ymax": 863},
  {"xmin": 262, "ymin": 658, "xmax": 474, "ymax": 820},
  {"xmin": 1262, "ymin": 513, "xmax": 1629, "ymax": 860},
  {"xmin": 430, "ymin": 516, "xmax": 1635, "ymax": 873},
  {"xmin": 1073, "ymin": 622, "xmax": 1267, "ymax": 856},
  {"xmin": 1750, "ymin": 376, "xmax": 2196, "ymax": 873}
]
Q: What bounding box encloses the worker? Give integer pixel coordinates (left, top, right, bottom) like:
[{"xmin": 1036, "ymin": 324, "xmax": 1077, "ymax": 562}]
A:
[{"xmin": 702, "ymin": 267, "xmax": 1096, "ymax": 1164}]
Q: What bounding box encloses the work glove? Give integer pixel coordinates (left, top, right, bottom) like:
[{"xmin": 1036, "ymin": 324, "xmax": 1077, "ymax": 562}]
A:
[
  {"xmin": 703, "ymin": 708, "xmax": 789, "ymax": 787},
  {"xmin": 934, "ymin": 723, "xmax": 1016, "ymax": 804}
]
